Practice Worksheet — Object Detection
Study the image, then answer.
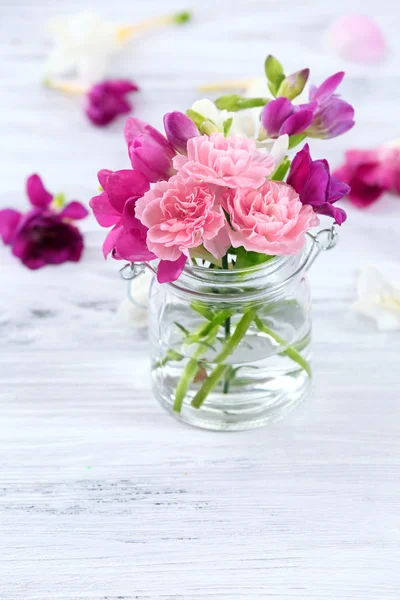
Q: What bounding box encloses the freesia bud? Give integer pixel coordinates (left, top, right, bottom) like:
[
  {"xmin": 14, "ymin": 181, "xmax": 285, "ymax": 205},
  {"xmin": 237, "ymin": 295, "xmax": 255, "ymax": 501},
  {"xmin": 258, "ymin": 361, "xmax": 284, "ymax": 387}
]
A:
[
  {"xmin": 163, "ymin": 111, "xmax": 199, "ymax": 153},
  {"xmin": 277, "ymin": 68, "xmax": 309, "ymax": 101}
]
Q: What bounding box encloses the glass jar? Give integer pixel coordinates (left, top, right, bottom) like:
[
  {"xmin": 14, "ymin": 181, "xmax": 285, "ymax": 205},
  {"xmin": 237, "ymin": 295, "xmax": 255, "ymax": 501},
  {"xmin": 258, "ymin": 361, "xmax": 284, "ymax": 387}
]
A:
[{"xmin": 147, "ymin": 248, "xmax": 313, "ymax": 431}]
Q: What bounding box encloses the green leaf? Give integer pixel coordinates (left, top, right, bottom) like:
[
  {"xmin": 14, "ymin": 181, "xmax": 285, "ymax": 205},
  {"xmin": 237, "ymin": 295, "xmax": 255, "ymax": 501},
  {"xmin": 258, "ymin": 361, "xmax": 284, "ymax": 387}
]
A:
[
  {"xmin": 215, "ymin": 94, "xmax": 269, "ymax": 112},
  {"xmin": 186, "ymin": 109, "xmax": 208, "ymax": 128},
  {"xmin": 174, "ymin": 322, "xmax": 190, "ymax": 336},
  {"xmin": 223, "ymin": 117, "xmax": 233, "ymax": 136},
  {"xmin": 200, "ymin": 120, "xmax": 220, "ymax": 135},
  {"xmin": 288, "ymin": 133, "xmax": 306, "ymax": 149},
  {"xmin": 264, "ymin": 55, "xmax": 285, "ymax": 97},
  {"xmin": 174, "ymin": 10, "xmax": 191, "ymax": 24},
  {"xmin": 271, "ymin": 156, "xmax": 291, "ymax": 181},
  {"xmin": 235, "ymin": 247, "xmax": 274, "ymax": 269}
]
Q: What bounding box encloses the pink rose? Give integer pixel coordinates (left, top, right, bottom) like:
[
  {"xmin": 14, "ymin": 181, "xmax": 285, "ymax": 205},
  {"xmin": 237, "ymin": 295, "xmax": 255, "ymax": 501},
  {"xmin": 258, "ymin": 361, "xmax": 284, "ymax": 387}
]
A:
[
  {"xmin": 135, "ymin": 175, "xmax": 228, "ymax": 261},
  {"xmin": 173, "ymin": 133, "xmax": 275, "ymax": 189},
  {"xmin": 222, "ymin": 181, "xmax": 319, "ymax": 255},
  {"xmin": 334, "ymin": 147, "xmax": 400, "ymax": 208}
]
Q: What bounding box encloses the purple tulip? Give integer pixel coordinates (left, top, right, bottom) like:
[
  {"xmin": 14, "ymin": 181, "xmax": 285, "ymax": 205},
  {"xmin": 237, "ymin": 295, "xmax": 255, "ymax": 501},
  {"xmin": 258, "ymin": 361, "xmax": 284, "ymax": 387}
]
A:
[
  {"xmin": 0, "ymin": 174, "xmax": 88, "ymax": 269},
  {"xmin": 307, "ymin": 72, "xmax": 355, "ymax": 139},
  {"xmin": 124, "ymin": 117, "xmax": 176, "ymax": 182},
  {"xmin": 89, "ymin": 168, "xmax": 186, "ymax": 282},
  {"xmin": 85, "ymin": 79, "xmax": 139, "ymax": 127},
  {"xmin": 287, "ymin": 144, "xmax": 350, "ymax": 225},
  {"xmin": 163, "ymin": 111, "xmax": 199, "ymax": 153},
  {"xmin": 261, "ymin": 97, "xmax": 316, "ymax": 138}
]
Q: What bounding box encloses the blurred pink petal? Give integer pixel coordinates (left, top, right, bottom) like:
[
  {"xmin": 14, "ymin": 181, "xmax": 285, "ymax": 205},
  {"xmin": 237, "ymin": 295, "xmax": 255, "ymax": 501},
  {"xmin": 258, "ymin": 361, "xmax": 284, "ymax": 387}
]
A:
[
  {"xmin": 59, "ymin": 201, "xmax": 89, "ymax": 220},
  {"xmin": 0, "ymin": 208, "xmax": 22, "ymax": 245},
  {"xmin": 328, "ymin": 15, "xmax": 387, "ymax": 64}
]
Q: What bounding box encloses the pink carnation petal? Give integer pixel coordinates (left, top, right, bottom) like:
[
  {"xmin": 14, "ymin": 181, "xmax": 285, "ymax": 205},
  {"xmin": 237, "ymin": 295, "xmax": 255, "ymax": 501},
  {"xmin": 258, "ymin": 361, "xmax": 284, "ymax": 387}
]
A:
[
  {"xmin": 26, "ymin": 174, "xmax": 53, "ymax": 208},
  {"xmin": 59, "ymin": 201, "xmax": 89, "ymax": 221},
  {"xmin": 327, "ymin": 15, "xmax": 387, "ymax": 64},
  {"xmin": 0, "ymin": 208, "xmax": 22, "ymax": 245},
  {"xmin": 203, "ymin": 223, "xmax": 231, "ymax": 259}
]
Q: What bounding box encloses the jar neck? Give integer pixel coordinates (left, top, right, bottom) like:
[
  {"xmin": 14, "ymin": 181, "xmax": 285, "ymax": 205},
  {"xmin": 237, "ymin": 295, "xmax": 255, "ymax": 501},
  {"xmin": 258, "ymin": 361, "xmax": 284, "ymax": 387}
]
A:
[{"xmin": 161, "ymin": 250, "xmax": 307, "ymax": 303}]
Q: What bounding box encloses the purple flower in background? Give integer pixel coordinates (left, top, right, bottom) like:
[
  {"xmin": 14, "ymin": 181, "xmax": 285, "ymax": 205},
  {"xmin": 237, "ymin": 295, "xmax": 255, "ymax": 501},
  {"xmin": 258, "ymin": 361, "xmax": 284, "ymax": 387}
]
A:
[
  {"xmin": 163, "ymin": 111, "xmax": 199, "ymax": 153},
  {"xmin": 124, "ymin": 117, "xmax": 176, "ymax": 182},
  {"xmin": 306, "ymin": 72, "xmax": 355, "ymax": 139},
  {"xmin": 0, "ymin": 174, "xmax": 88, "ymax": 269},
  {"xmin": 261, "ymin": 97, "xmax": 316, "ymax": 138},
  {"xmin": 287, "ymin": 144, "xmax": 350, "ymax": 225},
  {"xmin": 85, "ymin": 79, "xmax": 139, "ymax": 127}
]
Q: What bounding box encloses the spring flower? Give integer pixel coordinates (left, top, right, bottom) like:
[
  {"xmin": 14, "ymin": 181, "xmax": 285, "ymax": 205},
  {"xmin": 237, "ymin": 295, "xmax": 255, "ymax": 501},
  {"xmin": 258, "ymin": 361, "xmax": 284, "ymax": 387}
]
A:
[
  {"xmin": 261, "ymin": 97, "xmax": 316, "ymax": 138},
  {"xmin": 124, "ymin": 117, "xmax": 176, "ymax": 183},
  {"xmin": 353, "ymin": 265, "xmax": 400, "ymax": 331},
  {"xmin": 174, "ymin": 133, "xmax": 275, "ymax": 189},
  {"xmin": 287, "ymin": 144, "xmax": 349, "ymax": 225},
  {"xmin": 327, "ymin": 15, "xmax": 387, "ymax": 64},
  {"xmin": 163, "ymin": 112, "xmax": 199, "ymax": 154},
  {"xmin": 135, "ymin": 176, "xmax": 228, "ymax": 261},
  {"xmin": 89, "ymin": 169, "xmax": 152, "ymax": 260},
  {"xmin": 306, "ymin": 72, "xmax": 355, "ymax": 139},
  {"xmin": 334, "ymin": 147, "xmax": 400, "ymax": 208},
  {"xmin": 85, "ymin": 79, "xmax": 139, "ymax": 126},
  {"xmin": 221, "ymin": 181, "xmax": 318, "ymax": 255},
  {"xmin": 0, "ymin": 174, "xmax": 88, "ymax": 269},
  {"xmin": 190, "ymin": 99, "xmax": 255, "ymax": 138}
]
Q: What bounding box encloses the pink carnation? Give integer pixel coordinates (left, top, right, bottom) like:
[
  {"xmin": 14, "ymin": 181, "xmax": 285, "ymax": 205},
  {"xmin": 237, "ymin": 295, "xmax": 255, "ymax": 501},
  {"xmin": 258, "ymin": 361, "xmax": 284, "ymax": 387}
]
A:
[
  {"xmin": 222, "ymin": 181, "xmax": 319, "ymax": 255},
  {"xmin": 135, "ymin": 175, "xmax": 228, "ymax": 261},
  {"xmin": 173, "ymin": 133, "xmax": 275, "ymax": 189}
]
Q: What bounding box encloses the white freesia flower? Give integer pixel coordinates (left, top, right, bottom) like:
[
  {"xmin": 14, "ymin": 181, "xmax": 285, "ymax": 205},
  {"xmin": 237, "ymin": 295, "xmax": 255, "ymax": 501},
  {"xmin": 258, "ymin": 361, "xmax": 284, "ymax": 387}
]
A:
[
  {"xmin": 118, "ymin": 270, "xmax": 153, "ymax": 329},
  {"xmin": 192, "ymin": 99, "xmax": 255, "ymax": 138},
  {"xmin": 257, "ymin": 135, "xmax": 289, "ymax": 167},
  {"xmin": 353, "ymin": 265, "xmax": 400, "ymax": 331},
  {"xmin": 43, "ymin": 11, "xmax": 121, "ymax": 83}
]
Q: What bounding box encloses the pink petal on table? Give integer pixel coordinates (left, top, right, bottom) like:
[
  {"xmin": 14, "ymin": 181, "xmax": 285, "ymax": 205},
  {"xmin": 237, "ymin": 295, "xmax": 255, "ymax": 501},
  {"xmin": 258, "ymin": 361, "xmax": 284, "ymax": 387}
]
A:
[
  {"xmin": 59, "ymin": 201, "xmax": 89, "ymax": 221},
  {"xmin": 327, "ymin": 15, "xmax": 387, "ymax": 64},
  {"xmin": 0, "ymin": 208, "xmax": 22, "ymax": 245},
  {"xmin": 26, "ymin": 174, "xmax": 53, "ymax": 208}
]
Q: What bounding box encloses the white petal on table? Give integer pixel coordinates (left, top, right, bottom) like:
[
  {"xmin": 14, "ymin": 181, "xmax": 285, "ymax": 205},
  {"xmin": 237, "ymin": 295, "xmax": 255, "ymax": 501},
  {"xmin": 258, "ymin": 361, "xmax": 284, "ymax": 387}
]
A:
[{"xmin": 353, "ymin": 265, "xmax": 400, "ymax": 331}]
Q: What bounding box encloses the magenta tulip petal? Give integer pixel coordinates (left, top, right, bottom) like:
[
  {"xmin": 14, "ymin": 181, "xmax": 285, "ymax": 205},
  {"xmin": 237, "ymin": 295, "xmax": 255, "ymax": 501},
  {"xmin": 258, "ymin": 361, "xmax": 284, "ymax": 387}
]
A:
[
  {"xmin": 287, "ymin": 144, "xmax": 312, "ymax": 195},
  {"xmin": 85, "ymin": 79, "xmax": 138, "ymax": 127},
  {"xmin": 89, "ymin": 192, "xmax": 120, "ymax": 227},
  {"xmin": 128, "ymin": 140, "xmax": 174, "ymax": 183},
  {"xmin": 114, "ymin": 229, "xmax": 156, "ymax": 262},
  {"xmin": 280, "ymin": 109, "xmax": 315, "ymax": 136},
  {"xmin": 102, "ymin": 224, "xmax": 124, "ymax": 258},
  {"xmin": 106, "ymin": 170, "xmax": 150, "ymax": 213},
  {"xmin": 108, "ymin": 80, "xmax": 139, "ymax": 94},
  {"xmin": 261, "ymin": 97, "xmax": 293, "ymax": 137},
  {"xmin": 124, "ymin": 117, "xmax": 172, "ymax": 150},
  {"xmin": 157, "ymin": 254, "xmax": 187, "ymax": 284},
  {"xmin": 328, "ymin": 15, "xmax": 387, "ymax": 64},
  {"xmin": 59, "ymin": 201, "xmax": 89, "ymax": 221},
  {"xmin": 163, "ymin": 111, "xmax": 199, "ymax": 153},
  {"xmin": 310, "ymin": 72, "xmax": 344, "ymax": 103},
  {"xmin": 121, "ymin": 197, "xmax": 141, "ymax": 230},
  {"xmin": 26, "ymin": 174, "xmax": 53, "ymax": 208},
  {"xmin": 0, "ymin": 208, "xmax": 22, "ymax": 245},
  {"xmin": 97, "ymin": 169, "xmax": 112, "ymax": 189}
]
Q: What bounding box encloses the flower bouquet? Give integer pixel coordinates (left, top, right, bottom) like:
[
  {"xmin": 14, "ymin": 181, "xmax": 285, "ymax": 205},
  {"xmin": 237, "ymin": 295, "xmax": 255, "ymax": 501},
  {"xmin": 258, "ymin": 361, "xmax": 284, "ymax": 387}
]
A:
[{"xmin": 90, "ymin": 55, "xmax": 354, "ymax": 430}]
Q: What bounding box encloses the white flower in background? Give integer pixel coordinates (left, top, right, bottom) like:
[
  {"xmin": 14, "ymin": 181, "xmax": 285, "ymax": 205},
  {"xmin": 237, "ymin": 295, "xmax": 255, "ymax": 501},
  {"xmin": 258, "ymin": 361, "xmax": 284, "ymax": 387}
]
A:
[
  {"xmin": 43, "ymin": 11, "xmax": 122, "ymax": 83},
  {"xmin": 117, "ymin": 270, "xmax": 153, "ymax": 329},
  {"xmin": 192, "ymin": 99, "xmax": 255, "ymax": 138},
  {"xmin": 257, "ymin": 135, "xmax": 289, "ymax": 167},
  {"xmin": 353, "ymin": 266, "xmax": 400, "ymax": 331}
]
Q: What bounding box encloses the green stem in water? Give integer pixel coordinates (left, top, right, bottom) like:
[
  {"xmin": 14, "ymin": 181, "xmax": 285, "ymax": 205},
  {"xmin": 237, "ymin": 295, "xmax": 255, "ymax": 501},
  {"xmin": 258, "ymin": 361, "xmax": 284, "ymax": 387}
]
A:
[
  {"xmin": 173, "ymin": 346, "xmax": 205, "ymax": 412},
  {"xmin": 191, "ymin": 365, "xmax": 230, "ymax": 409},
  {"xmin": 221, "ymin": 255, "xmax": 231, "ymax": 393},
  {"xmin": 253, "ymin": 315, "xmax": 311, "ymax": 378},
  {"xmin": 214, "ymin": 309, "xmax": 254, "ymax": 364}
]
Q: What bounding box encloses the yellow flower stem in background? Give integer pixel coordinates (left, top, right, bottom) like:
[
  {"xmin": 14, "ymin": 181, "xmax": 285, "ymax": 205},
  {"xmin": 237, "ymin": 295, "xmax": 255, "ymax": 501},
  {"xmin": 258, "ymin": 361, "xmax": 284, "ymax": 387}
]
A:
[
  {"xmin": 43, "ymin": 79, "xmax": 87, "ymax": 95},
  {"xmin": 198, "ymin": 78, "xmax": 256, "ymax": 92},
  {"xmin": 117, "ymin": 11, "xmax": 191, "ymax": 42}
]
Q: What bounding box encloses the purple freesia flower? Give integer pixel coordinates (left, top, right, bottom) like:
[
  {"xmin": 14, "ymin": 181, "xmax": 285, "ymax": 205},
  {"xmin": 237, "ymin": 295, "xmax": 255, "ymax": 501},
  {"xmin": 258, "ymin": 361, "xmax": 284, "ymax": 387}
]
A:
[
  {"xmin": 261, "ymin": 97, "xmax": 316, "ymax": 138},
  {"xmin": 163, "ymin": 111, "xmax": 199, "ymax": 153},
  {"xmin": 124, "ymin": 117, "xmax": 176, "ymax": 182},
  {"xmin": 85, "ymin": 79, "xmax": 139, "ymax": 127},
  {"xmin": 89, "ymin": 168, "xmax": 186, "ymax": 283},
  {"xmin": 307, "ymin": 72, "xmax": 355, "ymax": 139},
  {"xmin": 287, "ymin": 144, "xmax": 350, "ymax": 225},
  {"xmin": 0, "ymin": 174, "xmax": 88, "ymax": 269}
]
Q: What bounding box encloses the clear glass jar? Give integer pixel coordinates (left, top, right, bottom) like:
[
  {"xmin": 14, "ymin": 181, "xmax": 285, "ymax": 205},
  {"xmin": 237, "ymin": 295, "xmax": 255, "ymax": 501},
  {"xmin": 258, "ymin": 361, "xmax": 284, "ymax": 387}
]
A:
[{"xmin": 148, "ymin": 249, "xmax": 312, "ymax": 431}]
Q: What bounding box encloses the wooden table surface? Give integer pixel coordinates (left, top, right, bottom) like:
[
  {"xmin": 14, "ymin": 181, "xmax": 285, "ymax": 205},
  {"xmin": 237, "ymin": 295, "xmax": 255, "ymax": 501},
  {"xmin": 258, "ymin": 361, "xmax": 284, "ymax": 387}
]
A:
[{"xmin": 1, "ymin": 0, "xmax": 399, "ymax": 597}]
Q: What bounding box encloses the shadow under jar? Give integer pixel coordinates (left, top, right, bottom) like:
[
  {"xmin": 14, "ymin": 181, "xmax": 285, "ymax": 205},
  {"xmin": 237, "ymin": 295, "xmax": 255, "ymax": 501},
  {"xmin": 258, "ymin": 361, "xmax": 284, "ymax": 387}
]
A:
[{"xmin": 148, "ymin": 250, "xmax": 312, "ymax": 431}]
